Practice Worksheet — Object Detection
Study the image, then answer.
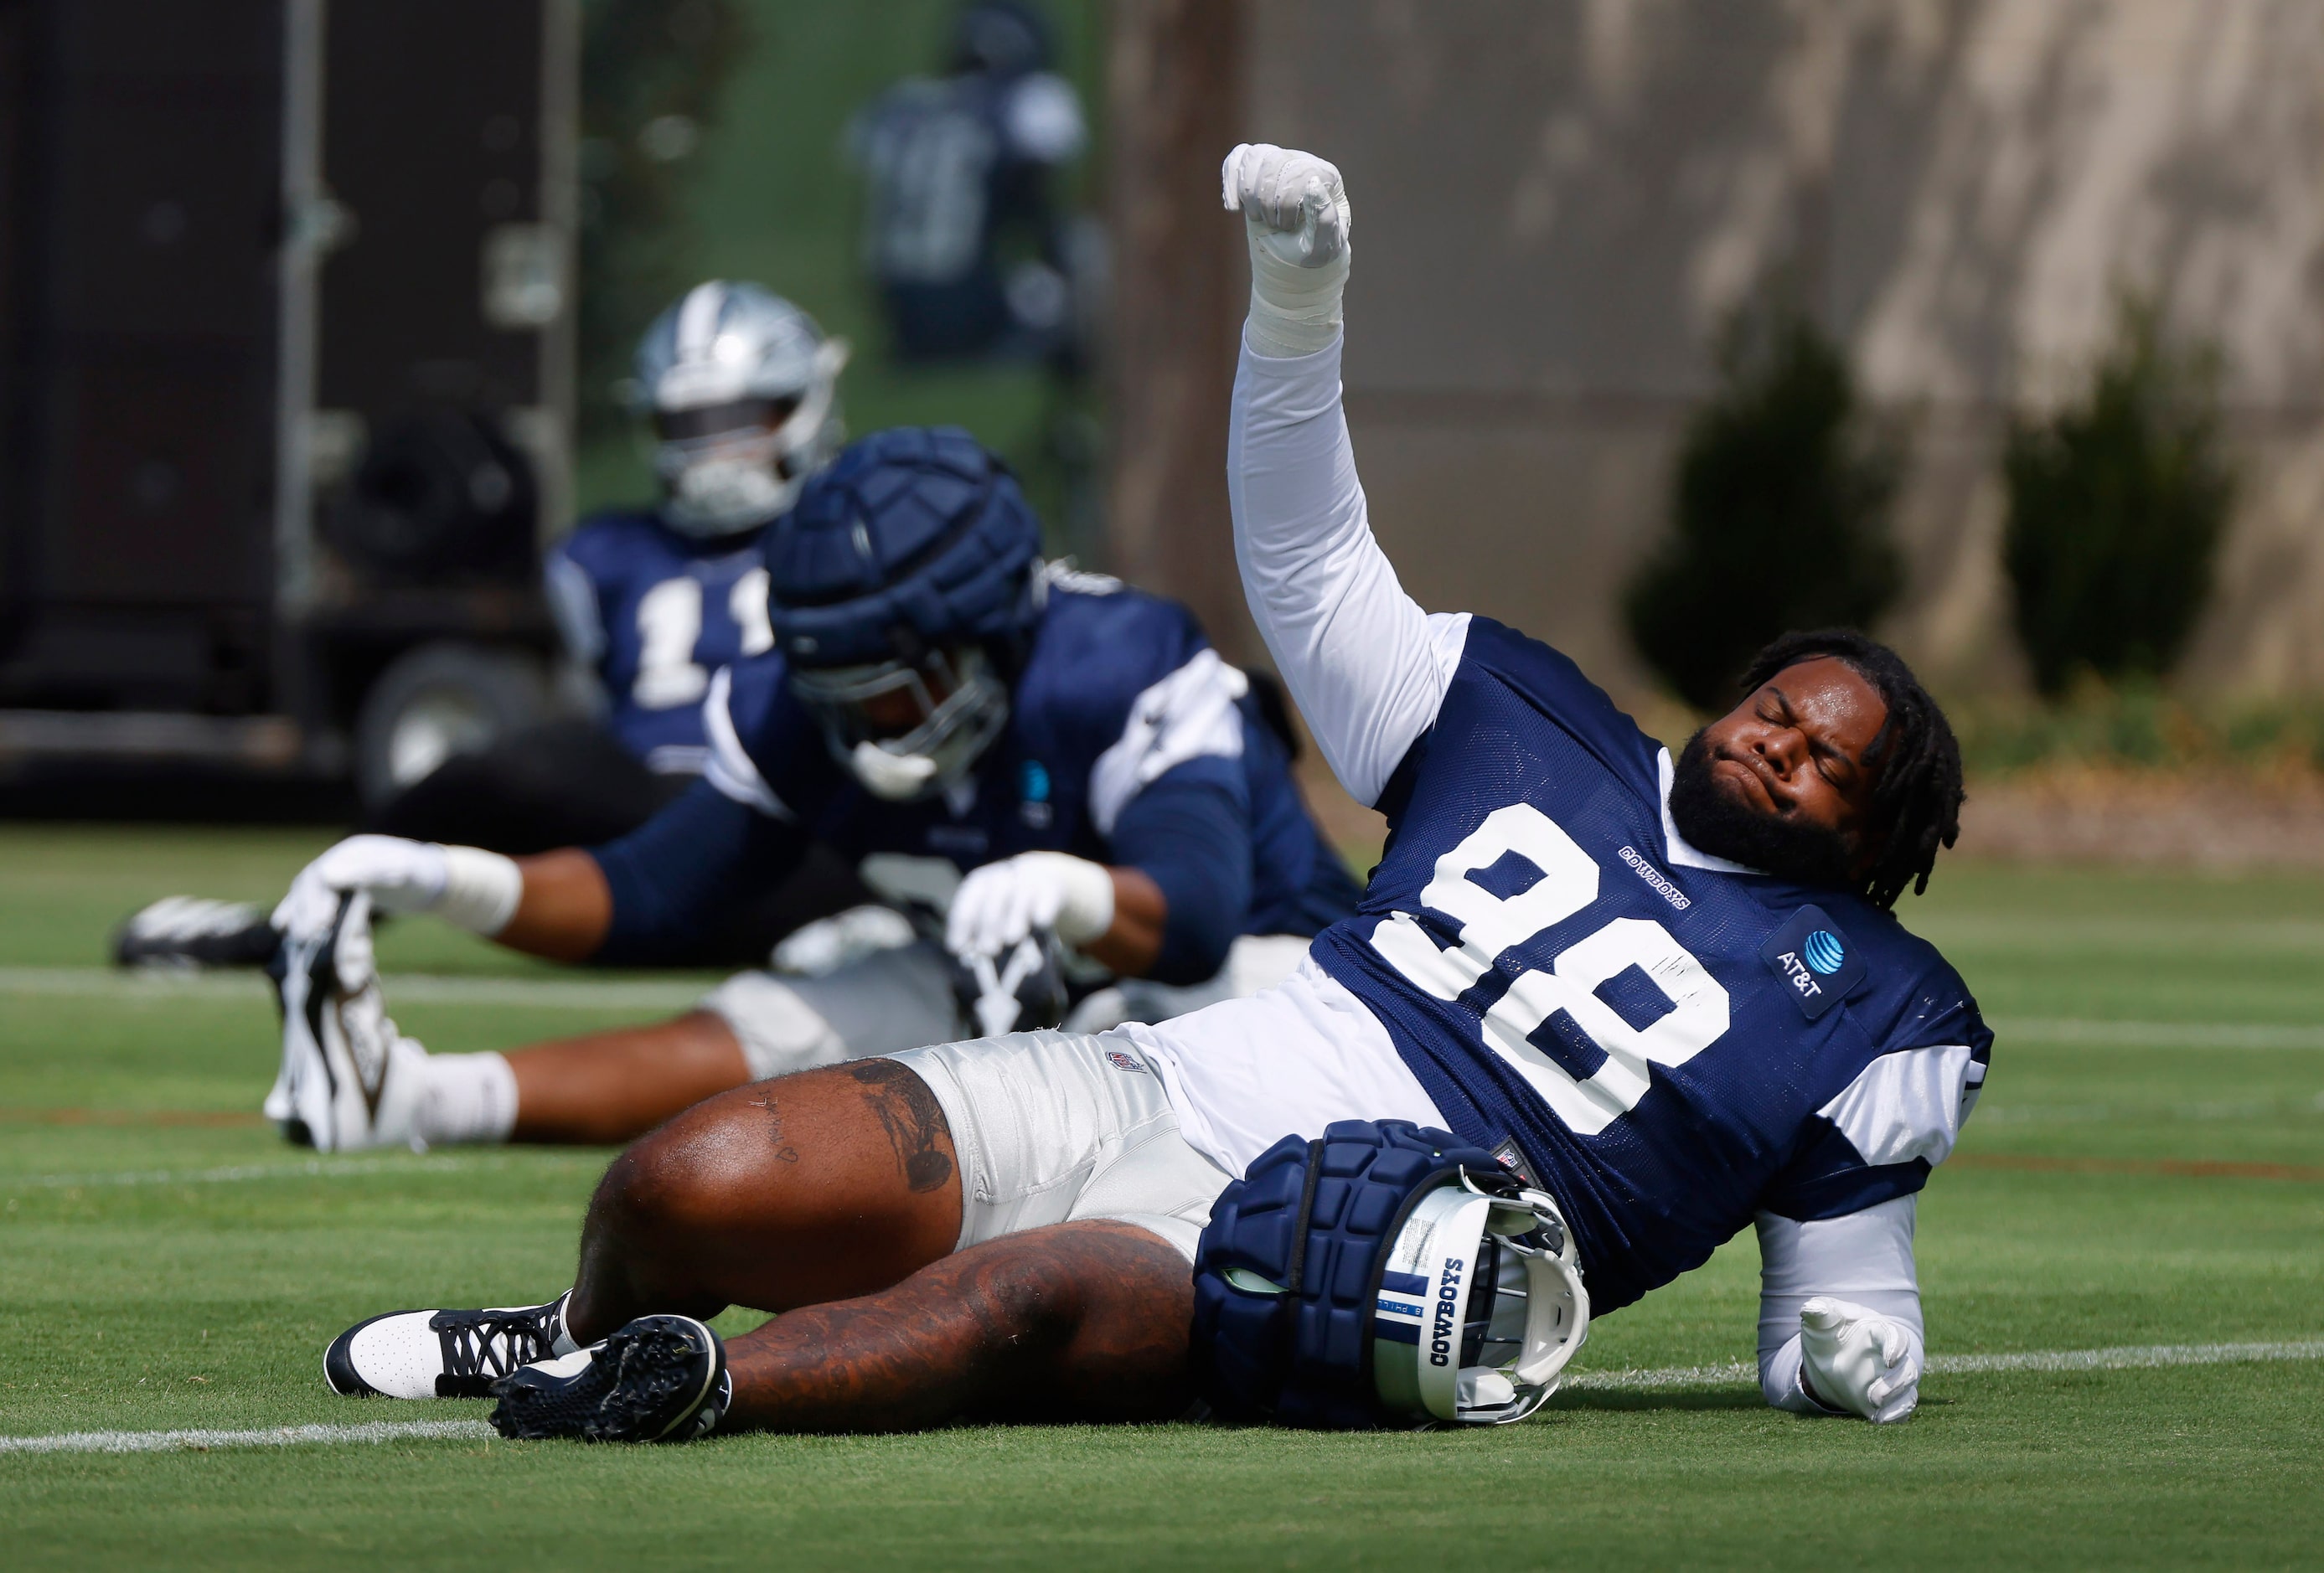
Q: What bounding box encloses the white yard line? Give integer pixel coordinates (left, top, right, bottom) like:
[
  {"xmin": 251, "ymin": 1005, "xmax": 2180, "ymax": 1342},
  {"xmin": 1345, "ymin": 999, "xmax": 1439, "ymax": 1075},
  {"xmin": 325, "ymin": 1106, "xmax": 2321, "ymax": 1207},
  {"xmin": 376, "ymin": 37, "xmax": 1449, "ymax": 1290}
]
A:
[
  {"xmin": 1991, "ymin": 1017, "xmax": 2324, "ymax": 1051},
  {"xmin": 0, "ymin": 966, "xmax": 708, "ymax": 1010},
  {"xmin": 4, "ymin": 1153, "xmax": 599, "ymax": 1192},
  {"xmin": 0, "ymin": 1420, "xmax": 495, "ymax": 1455},
  {"xmin": 4, "ymin": 1339, "xmax": 2317, "ymax": 1453},
  {"xmin": 1929, "ymin": 1339, "xmax": 2324, "ymax": 1374},
  {"xmin": 1561, "ymin": 1338, "xmax": 2324, "ymax": 1391}
]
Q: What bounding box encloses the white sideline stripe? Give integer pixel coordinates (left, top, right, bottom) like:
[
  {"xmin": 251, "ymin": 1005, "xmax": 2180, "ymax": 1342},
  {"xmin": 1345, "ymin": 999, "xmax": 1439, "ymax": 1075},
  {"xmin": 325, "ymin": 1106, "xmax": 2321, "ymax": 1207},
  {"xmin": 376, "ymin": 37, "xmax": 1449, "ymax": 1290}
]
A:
[
  {"xmin": 15, "ymin": 969, "xmax": 2324, "ymax": 1047},
  {"xmin": 4, "ymin": 1341, "xmax": 2317, "ymax": 1453},
  {"xmin": 0, "ymin": 966, "xmax": 708, "ymax": 1010},
  {"xmin": 1562, "ymin": 1338, "xmax": 2324, "ymax": 1392},
  {"xmin": 5, "ymin": 1153, "xmax": 599, "ymax": 1192},
  {"xmin": 0, "ymin": 1420, "xmax": 495, "ymax": 1455},
  {"xmin": 1990, "ymin": 1017, "xmax": 2324, "ymax": 1051}
]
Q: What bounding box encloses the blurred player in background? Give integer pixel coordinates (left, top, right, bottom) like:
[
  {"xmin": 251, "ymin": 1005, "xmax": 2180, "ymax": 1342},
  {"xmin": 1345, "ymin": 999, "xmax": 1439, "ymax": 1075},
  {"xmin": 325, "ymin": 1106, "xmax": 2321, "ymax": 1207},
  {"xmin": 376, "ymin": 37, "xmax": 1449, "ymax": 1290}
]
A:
[
  {"xmin": 119, "ymin": 281, "xmax": 869, "ymax": 969},
  {"xmin": 260, "ymin": 428, "xmax": 1361, "ymax": 1156},
  {"xmin": 390, "ymin": 281, "xmax": 850, "ymax": 852},
  {"xmin": 852, "ymin": 0, "xmax": 1090, "ymax": 368}
]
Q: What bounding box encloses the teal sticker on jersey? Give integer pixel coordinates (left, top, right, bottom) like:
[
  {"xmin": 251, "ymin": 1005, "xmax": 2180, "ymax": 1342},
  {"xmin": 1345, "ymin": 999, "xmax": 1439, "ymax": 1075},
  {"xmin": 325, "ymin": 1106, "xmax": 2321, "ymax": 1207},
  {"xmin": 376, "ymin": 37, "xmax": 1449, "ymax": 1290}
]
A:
[{"xmin": 1759, "ymin": 905, "xmax": 1863, "ymax": 1022}]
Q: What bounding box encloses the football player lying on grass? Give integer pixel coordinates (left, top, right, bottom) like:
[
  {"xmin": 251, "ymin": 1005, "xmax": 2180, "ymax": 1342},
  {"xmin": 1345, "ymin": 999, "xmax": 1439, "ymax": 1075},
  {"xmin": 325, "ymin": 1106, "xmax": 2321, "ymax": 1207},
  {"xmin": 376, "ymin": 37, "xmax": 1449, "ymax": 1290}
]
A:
[
  {"xmin": 324, "ymin": 145, "xmax": 1986, "ymax": 1436},
  {"xmin": 256, "ymin": 427, "xmax": 1361, "ymax": 1153}
]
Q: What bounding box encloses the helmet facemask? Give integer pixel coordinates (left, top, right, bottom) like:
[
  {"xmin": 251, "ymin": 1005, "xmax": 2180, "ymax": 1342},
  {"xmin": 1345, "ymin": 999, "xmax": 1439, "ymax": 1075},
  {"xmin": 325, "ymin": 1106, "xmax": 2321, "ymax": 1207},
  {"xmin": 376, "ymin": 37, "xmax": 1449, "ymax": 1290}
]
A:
[
  {"xmin": 651, "ymin": 340, "xmax": 848, "ymax": 539},
  {"xmin": 788, "ymin": 643, "xmax": 1010, "ymax": 802}
]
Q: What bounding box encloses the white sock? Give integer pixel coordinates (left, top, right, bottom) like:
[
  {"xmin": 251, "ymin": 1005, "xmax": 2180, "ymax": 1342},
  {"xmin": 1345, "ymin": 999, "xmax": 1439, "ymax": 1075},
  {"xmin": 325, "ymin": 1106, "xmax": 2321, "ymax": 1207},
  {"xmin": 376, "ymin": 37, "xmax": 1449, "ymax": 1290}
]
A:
[{"xmin": 411, "ymin": 1051, "xmax": 519, "ymax": 1147}]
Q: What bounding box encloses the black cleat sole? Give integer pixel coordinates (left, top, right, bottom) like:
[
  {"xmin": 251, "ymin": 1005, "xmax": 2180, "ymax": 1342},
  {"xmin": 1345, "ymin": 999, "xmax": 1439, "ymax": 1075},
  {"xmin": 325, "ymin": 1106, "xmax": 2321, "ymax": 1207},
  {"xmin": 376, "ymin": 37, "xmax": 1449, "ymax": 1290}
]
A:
[{"xmin": 490, "ymin": 1317, "xmax": 725, "ymax": 1443}]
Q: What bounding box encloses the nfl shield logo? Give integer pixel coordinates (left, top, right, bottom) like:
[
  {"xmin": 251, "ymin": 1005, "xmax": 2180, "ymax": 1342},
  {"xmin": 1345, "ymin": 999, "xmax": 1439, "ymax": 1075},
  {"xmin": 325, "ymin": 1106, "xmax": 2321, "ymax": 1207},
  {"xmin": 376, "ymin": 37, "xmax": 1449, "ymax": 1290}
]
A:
[{"xmin": 1105, "ymin": 1050, "xmax": 1149, "ymax": 1075}]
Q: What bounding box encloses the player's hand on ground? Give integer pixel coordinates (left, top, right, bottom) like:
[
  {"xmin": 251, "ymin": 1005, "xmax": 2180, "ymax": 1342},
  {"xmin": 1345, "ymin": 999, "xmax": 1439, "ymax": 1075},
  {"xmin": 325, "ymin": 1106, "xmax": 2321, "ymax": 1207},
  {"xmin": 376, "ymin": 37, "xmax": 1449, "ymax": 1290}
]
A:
[
  {"xmin": 1221, "ymin": 143, "xmax": 1351, "ymax": 266},
  {"xmin": 945, "ymin": 852, "xmax": 1115, "ymax": 961},
  {"xmin": 272, "ymin": 835, "xmax": 452, "ymax": 944},
  {"xmin": 1798, "ymin": 1296, "xmax": 1921, "ymax": 1423}
]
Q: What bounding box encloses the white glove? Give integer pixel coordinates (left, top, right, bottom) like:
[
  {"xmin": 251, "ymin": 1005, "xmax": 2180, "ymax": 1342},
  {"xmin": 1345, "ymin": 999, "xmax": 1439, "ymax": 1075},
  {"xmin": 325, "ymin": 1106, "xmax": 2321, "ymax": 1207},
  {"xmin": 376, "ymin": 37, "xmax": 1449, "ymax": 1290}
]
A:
[
  {"xmin": 1221, "ymin": 142, "xmax": 1351, "ymax": 358},
  {"xmin": 271, "ymin": 835, "xmax": 523, "ymax": 945},
  {"xmin": 1798, "ymin": 1296, "xmax": 1922, "ymax": 1423},
  {"xmin": 945, "ymin": 852, "xmax": 1116, "ymax": 961}
]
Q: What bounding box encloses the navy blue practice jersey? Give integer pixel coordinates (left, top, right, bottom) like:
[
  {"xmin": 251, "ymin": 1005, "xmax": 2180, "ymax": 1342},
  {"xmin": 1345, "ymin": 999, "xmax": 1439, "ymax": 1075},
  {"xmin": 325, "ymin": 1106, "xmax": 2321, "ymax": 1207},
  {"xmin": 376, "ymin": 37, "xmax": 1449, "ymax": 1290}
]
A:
[
  {"xmin": 705, "ymin": 572, "xmax": 1356, "ymax": 946},
  {"xmin": 1307, "ymin": 619, "xmax": 1992, "ymax": 1313},
  {"xmin": 545, "ymin": 510, "xmax": 777, "ymax": 773},
  {"xmin": 852, "ymin": 69, "xmax": 1084, "ymax": 360}
]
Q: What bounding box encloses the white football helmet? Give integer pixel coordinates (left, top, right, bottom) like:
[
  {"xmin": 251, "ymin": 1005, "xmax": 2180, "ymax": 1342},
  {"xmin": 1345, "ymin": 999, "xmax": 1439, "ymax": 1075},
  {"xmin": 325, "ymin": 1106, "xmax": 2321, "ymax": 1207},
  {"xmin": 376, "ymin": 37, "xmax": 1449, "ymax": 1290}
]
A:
[
  {"xmin": 1369, "ymin": 1170, "xmax": 1591, "ymax": 1426},
  {"xmin": 633, "ymin": 281, "xmax": 850, "ymax": 539}
]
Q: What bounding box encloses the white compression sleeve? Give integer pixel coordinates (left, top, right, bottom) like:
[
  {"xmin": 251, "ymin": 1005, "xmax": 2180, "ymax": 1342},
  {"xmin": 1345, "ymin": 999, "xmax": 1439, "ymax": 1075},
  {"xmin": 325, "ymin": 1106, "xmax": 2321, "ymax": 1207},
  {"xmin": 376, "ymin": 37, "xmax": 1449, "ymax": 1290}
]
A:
[
  {"xmin": 435, "ymin": 846, "xmax": 524, "ymax": 936},
  {"xmin": 1227, "ymin": 334, "xmax": 1464, "ymax": 806},
  {"xmin": 1755, "ymin": 1197, "xmax": 1925, "ymax": 1415}
]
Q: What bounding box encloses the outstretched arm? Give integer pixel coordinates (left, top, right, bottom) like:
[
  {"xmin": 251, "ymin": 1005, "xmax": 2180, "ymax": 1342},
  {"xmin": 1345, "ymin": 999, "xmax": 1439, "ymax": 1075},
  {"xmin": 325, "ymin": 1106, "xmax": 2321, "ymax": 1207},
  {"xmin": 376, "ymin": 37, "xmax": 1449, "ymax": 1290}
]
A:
[
  {"xmin": 1755, "ymin": 1198, "xmax": 1926, "ymax": 1422},
  {"xmin": 1223, "ymin": 144, "xmax": 1465, "ymax": 807},
  {"xmin": 268, "ymin": 789, "xmax": 798, "ymax": 967}
]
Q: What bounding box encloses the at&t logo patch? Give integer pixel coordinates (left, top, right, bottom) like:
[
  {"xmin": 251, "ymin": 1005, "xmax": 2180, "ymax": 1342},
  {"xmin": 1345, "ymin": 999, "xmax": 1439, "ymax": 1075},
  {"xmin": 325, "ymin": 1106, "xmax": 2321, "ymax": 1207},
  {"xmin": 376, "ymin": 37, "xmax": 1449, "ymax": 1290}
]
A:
[{"xmin": 1758, "ymin": 905, "xmax": 1865, "ymax": 1022}]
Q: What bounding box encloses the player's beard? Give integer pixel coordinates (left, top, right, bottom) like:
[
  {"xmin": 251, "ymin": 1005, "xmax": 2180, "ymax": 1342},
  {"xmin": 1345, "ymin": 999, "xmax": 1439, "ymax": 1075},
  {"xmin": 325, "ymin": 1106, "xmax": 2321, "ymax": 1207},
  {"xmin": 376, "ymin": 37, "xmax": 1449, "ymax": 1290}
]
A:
[{"xmin": 1666, "ymin": 730, "xmax": 1855, "ymax": 890}]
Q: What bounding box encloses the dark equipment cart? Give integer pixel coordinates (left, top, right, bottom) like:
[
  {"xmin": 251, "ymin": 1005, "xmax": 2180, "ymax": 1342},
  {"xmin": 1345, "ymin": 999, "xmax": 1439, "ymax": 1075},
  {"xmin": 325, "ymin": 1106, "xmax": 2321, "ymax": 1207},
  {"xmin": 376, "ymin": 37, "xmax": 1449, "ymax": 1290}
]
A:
[{"xmin": 0, "ymin": 0, "xmax": 577, "ymax": 814}]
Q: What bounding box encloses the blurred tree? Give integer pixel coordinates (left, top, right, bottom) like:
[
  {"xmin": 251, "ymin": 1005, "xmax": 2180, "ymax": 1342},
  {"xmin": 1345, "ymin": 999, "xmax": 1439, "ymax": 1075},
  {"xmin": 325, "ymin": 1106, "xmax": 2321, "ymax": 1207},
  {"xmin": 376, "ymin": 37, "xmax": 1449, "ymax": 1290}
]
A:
[
  {"xmin": 577, "ymin": 0, "xmax": 752, "ymax": 446},
  {"xmin": 2001, "ymin": 297, "xmax": 2235, "ymax": 698},
  {"xmin": 1105, "ymin": 0, "xmax": 1249, "ymax": 662},
  {"xmin": 1625, "ymin": 298, "xmax": 1904, "ymax": 710}
]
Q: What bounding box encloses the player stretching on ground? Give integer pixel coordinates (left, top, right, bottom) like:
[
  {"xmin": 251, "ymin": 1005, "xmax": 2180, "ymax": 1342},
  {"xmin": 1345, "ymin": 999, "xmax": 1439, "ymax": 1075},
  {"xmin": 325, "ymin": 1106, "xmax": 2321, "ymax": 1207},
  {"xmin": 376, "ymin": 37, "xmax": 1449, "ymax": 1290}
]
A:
[
  {"xmin": 262, "ymin": 425, "xmax": 1359, "ymax": 1155},
  {"xmin": 326, "ymin": 146, "xmax": 1986, "ymax": 1435}
]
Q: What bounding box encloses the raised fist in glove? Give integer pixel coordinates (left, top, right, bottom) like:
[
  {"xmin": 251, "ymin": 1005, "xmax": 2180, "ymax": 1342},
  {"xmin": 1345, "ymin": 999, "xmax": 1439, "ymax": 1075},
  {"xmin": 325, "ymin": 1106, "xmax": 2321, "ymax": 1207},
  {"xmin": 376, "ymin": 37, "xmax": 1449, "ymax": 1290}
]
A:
[
  {"xmin": 273, "ymin": 835, "xmax": 521, "ymax": 946},
  {"xmin": 945, "ymin": 852, "xmax": 1116, "ymax": 962},
  {"xmin": 1221, "ymin": 142, "xmax": 1351, "ymax": 357},
  {"xmin": 1799, "ymin": 1296, "xmax": 1922, "ymax": 1423}
]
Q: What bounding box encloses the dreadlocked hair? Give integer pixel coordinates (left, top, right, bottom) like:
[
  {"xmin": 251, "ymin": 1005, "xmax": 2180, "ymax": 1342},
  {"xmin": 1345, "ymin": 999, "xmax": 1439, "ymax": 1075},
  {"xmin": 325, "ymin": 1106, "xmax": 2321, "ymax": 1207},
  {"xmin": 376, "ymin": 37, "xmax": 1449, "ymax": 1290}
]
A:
[{"xmin": 1738, "ymin": 629, "xmax": 1965, "ymax": 909}]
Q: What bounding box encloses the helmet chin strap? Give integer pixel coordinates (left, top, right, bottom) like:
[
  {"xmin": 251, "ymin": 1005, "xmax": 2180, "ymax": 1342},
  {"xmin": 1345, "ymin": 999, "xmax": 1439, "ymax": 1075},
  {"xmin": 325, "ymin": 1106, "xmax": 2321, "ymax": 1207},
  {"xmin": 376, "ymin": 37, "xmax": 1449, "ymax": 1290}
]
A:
[{"xmin": 850, "ymin": 740, "xmax": 940, "ymax": 801}]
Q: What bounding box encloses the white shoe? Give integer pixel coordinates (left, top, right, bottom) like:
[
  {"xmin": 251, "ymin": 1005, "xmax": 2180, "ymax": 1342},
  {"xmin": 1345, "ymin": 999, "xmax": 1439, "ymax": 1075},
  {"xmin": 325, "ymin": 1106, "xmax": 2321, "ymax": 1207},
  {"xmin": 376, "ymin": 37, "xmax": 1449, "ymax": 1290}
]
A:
[
  {"xmin": 270, "ymin": 892, "xmax": 426, "ymax": 1152},
  {"xmin": 326, "ymin": 1293, "xmax": 576, "ymax": 1399}
]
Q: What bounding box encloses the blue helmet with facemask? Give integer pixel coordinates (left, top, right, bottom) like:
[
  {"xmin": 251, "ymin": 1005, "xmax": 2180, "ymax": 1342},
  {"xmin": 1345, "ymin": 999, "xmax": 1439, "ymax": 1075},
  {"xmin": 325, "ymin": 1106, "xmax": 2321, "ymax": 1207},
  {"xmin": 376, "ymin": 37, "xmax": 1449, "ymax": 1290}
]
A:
[{"xmin": 765, "ymin": 427, "xmax": 1045, "ymax": 801}]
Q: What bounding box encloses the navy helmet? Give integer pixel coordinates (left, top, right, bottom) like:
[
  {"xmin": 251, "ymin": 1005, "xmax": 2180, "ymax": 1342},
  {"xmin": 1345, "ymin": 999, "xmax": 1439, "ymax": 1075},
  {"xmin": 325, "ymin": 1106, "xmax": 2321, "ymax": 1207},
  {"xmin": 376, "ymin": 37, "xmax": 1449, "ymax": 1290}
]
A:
[
  {"xmin": 950, "ymin": 1, "xmax": 1052, "ymax": 77},
  {"xmin": 765, "ymin": 427, "xmax": 1045, "ymax": 800}
]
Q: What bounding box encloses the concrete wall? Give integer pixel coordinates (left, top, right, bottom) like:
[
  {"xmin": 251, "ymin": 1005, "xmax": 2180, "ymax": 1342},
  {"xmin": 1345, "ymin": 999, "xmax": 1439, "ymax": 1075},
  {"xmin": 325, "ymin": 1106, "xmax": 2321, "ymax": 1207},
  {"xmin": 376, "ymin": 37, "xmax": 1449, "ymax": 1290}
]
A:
[{"xmin": 1242, "ymin": 0, "xmax": 2324, "ymax": 703}]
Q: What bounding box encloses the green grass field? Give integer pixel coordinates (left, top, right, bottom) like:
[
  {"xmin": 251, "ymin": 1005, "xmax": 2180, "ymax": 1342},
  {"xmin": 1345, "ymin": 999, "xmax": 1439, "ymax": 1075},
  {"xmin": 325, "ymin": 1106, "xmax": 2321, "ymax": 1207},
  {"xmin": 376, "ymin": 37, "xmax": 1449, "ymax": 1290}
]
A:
[{"xmin": 3, "ymin": 825, "xmax": 2321, "ymax": 1568}]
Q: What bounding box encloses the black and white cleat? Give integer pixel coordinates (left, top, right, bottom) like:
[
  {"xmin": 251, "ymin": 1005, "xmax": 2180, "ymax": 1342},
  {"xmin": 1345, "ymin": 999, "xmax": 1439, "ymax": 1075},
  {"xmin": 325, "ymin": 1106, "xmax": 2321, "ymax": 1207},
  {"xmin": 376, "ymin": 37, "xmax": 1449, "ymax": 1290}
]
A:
[
  {"xmin": 325, "ymin": 1293, "xmax": 575, "ymax": 1400},
  {"xmin": 269, "ymin": 892, "xmax": 427, "ymax": 1151},
  {"xmin": 489, "ymin": 1316, "xmax": 730, "ymax": 1443},
  {"xmin": 113, "ymin": 897, "xmax": 280, "ymax": 971}
]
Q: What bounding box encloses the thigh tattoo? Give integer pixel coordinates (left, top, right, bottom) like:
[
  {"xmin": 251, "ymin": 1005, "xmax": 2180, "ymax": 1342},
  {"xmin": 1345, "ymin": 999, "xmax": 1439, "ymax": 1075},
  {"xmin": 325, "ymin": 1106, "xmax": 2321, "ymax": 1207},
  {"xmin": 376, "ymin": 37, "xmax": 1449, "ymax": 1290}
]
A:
[
  {"xmin": 743, "ymin": 1086, "xmax": 800, "ymax": 1164},
  {"xmin": 848, "ymin": 1060, "xmax": 955, "ymax": 1194}
]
